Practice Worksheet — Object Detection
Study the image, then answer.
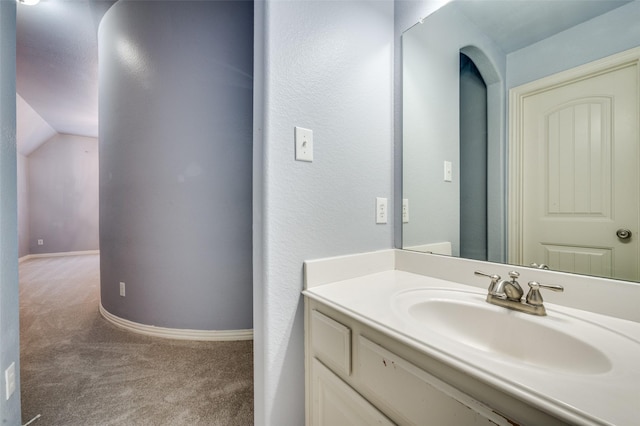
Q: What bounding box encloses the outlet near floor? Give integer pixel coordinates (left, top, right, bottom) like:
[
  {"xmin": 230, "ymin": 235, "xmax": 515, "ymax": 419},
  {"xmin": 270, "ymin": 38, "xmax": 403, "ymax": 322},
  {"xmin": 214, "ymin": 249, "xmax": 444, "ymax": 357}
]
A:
[
  {"xmin": 376, "ymin": 197, "xmax": 388, "ymax": 224},
  {"xmin": 5, "ymin": 362, "xmax": 15, "ymax": 400},
  {"xmin": 119, "ymin": 282, "xmax": 126, "ymax": 297}
]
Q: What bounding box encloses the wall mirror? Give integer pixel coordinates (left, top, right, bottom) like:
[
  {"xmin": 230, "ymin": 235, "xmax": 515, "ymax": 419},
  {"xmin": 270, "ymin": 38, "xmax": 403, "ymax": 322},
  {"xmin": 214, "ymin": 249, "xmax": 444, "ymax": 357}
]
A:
[{"xmin": 401, "ymin": 0, "xmax": 640, "ymax": 282}]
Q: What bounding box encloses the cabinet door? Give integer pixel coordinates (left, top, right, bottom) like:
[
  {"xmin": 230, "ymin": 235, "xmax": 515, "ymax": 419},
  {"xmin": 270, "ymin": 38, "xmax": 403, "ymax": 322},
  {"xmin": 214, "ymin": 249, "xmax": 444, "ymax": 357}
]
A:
[
  {"xmin": 358, "ymin": 336, "xmax": 511, "ymax": 425},
  {"xmin": 311, "ymin": 358, "xmax": 395, "ymax": 426},
  {"xmin": 310, "ymin": 309, "xmax": 352, "ymax": 376}
]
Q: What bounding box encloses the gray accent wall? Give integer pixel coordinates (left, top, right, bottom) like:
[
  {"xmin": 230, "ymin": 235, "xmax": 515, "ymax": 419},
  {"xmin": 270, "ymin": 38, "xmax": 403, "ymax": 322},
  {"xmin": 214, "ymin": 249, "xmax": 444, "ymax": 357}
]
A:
[
  {"xmin": 28, "ymin": 134, "xmax": 99, "ymax": 255},
  {"xmin": 0, "ymin": 1, "xmax": 21, "ymax": 424},
  {"xmin": 98, "ymin": 0, "xmax": 253, "ymax": 331},
  {"xmin": 254, "ymin": 1, "xmax": 394, "ymax": 424}
]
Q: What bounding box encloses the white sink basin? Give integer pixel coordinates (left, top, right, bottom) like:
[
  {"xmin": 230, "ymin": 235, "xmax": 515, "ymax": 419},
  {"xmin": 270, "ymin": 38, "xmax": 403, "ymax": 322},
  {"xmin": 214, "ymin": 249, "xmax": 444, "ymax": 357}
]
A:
[
  {"xmin": 305, "ymin": 268, "xmax": 640, "ymax": 425},
  {"xmin": 392, "ymin": 288, "xmax": 630, "ymax": 375}
]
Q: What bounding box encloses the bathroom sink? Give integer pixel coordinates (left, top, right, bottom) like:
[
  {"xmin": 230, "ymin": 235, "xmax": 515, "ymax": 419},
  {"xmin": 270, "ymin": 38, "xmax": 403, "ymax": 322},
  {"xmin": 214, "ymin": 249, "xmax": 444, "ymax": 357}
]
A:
[
  {"xmin": 392, "ymin": 288, "xmax": 618, "ymax": 374},
  {"xmin": 305, "ymin": 266, "xmax": 640, "ymax": 425}
]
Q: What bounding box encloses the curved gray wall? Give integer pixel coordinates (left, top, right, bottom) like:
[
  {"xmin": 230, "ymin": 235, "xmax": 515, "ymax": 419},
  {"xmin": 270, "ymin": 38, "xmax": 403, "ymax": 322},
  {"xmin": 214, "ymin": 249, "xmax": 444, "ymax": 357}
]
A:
[{"xmin": 98, "ymin": 0, "xmax": 253, "ymax": 330}]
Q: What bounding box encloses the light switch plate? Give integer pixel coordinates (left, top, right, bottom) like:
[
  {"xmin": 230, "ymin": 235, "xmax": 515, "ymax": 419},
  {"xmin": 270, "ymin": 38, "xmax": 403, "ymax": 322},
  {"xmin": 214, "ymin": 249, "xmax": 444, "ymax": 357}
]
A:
[{"xmin": 295, "ymin": 127, "xmax": 313, "ymax": 162}]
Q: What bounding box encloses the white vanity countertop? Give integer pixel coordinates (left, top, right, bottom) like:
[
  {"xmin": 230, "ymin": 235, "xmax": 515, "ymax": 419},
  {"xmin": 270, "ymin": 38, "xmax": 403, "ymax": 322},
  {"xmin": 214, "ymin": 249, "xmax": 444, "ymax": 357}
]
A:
[{"xmin": 303, "ymin": 269, "xmax": 640, "ymax": 426}]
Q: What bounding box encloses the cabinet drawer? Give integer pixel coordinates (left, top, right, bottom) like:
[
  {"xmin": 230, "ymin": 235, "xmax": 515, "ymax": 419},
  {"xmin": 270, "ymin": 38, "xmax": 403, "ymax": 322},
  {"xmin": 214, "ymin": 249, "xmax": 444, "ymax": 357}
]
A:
[
  {"xmin": 357, "ymin": 336, "xmax": 509, "ymax": 425},
  {"xmin": 310, "ymin": 310, "xmax": 351, "ymax": 376}
]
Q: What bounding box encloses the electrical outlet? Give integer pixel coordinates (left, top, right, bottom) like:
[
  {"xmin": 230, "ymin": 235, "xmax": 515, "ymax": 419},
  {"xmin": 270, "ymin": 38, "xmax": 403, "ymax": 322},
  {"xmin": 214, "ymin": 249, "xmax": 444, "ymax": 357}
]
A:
[
  {"xmin": 5, "ymin": 362, "xmax": 15, "ymax": 400},
  {"xmin": 444, "ymin": 161, "xmax": 453, "ymax": 182},
  {"xmin": 37, "ymin": 239, "xmax": 43, "ymax": 246},
  {"xmin": 119, "ymin": 282, "xmax": 126, "ymax": 297},
  {"xmin": 402, "ymin": 199, "xmax": 409, "ymax": 223},
  {"xmin": 376, "ymin": 197, "xmax": 388, "ymax": 224}
]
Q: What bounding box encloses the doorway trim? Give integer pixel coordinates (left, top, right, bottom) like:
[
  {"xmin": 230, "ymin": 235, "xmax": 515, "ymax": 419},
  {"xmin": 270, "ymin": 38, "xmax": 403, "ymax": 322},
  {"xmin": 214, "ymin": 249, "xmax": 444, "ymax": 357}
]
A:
[{"xmin": 508, "ymin": 46, "xmax": 640, "ymax": 265}]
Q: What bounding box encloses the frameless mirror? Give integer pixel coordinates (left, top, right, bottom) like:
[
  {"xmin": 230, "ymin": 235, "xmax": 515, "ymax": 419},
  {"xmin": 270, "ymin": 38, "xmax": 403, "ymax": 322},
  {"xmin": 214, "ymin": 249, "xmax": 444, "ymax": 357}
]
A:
[{"xmin": 402, "ymin": 0, "xmax": 640, "ymax": 282}]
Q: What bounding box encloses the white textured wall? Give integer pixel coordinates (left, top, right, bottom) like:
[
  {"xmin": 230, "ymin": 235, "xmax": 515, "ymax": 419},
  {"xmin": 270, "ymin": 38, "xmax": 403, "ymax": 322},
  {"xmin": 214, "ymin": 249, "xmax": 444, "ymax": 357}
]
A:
[
  {"xmin": 28, "ymin": 134, "xmax": 99, "ymax": 254},
  {"xmin": 393, "ymin": 1, "xmax": 452, "ymax": 249},
  {"xmin": 254, "ymin": 1, "xmax": 394, "ymax": 424},
  {"xmin": 400, "ymin": 3, "xmax": 505, "ymax": 256}
]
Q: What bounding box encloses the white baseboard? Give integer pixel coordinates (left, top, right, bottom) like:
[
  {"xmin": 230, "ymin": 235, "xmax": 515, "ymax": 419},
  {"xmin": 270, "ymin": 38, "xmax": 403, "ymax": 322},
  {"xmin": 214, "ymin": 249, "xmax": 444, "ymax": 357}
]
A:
[
  {"xmin": 19, "ymin": 250, "xmax": 100, "ymax": 263},
  {"xmin": 99, "ymin": 303, "xmax": 253, "ymax": 341}
]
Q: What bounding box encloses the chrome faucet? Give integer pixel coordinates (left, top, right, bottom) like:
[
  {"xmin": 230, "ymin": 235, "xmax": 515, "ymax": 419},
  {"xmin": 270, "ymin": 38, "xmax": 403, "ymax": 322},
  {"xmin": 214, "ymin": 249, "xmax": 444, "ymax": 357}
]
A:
[
  {"xmin": 502, "ymin": 271, "xmax": 524, "ymax": 301},
  {"xmin": 530, "ymin": 263, "xmax": 550, "ymax": 270},
  {"xmin": 474, "ymin": 270, "xmax": 563, "ymax": 316}
]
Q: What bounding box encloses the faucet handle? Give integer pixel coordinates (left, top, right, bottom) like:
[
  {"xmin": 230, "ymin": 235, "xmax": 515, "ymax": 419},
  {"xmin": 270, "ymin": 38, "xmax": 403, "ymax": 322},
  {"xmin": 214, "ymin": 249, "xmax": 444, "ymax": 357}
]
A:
[
  {"xmin": 474, "ymin": 271, "xmax": 500, "ymax": 280},
  {"xmin": 474, "ymin": 271, "xmax": 501, "ymax": 293},
  {"xmin": 526, "ymin": 281, "xmax": 564, "ymax": 306}
]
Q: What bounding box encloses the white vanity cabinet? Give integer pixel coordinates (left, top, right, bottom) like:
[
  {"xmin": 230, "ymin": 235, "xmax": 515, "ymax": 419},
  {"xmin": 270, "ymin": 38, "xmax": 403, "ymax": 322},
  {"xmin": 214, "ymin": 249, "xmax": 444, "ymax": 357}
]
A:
[
  {"xmin": 305, "ymin": 299, "xmax": 521, "ymax": 426},
  {"xmin": 303, "ymin": 250, "xmax": 640, "ymax": 425}
]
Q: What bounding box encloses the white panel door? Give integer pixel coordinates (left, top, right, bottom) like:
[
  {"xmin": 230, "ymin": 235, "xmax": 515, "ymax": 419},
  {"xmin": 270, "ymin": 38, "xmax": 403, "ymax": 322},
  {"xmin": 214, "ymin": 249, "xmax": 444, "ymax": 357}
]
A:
[{"xmin": 520, "ymin": 61, "xmax": 639, "ymax": 280}]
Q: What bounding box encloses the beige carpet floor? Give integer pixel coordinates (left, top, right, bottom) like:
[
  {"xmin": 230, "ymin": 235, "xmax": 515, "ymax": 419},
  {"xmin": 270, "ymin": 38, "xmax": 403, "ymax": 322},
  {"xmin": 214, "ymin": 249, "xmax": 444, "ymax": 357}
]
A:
[{"xmin": 19, "ymin": 254, "xmax": 253, "ymax": 426}]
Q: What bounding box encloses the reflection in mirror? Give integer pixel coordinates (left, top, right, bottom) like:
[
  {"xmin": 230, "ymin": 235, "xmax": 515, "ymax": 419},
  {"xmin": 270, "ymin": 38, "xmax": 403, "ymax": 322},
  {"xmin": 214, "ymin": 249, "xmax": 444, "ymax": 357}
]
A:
[
  {"xmin": 401, "ymin": 0, "xmax": 640, "ymax": 282},
  {"xmin": 460, "ymin": 53, "xmax": 487, "ymax": 261}
]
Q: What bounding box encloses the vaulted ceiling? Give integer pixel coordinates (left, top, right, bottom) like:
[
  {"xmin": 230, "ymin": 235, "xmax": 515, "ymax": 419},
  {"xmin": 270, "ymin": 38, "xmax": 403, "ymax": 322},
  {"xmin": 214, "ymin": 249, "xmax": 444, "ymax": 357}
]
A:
[{"xmin": 16, "ymin": 0, "xmax": 114, "ymax": 154}]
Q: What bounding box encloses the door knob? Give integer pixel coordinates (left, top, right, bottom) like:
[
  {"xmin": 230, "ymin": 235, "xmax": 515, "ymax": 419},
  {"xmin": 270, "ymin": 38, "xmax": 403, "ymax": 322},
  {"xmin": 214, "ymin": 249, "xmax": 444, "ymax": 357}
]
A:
[{"xmin": 616, "ymin": 229, "xmax": 632, "ymax": 240}]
